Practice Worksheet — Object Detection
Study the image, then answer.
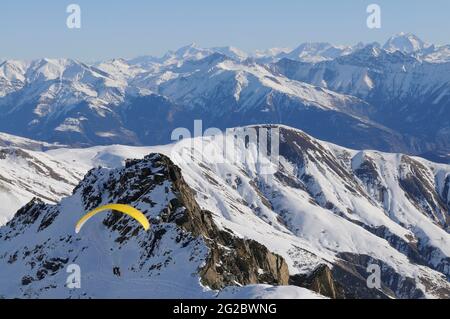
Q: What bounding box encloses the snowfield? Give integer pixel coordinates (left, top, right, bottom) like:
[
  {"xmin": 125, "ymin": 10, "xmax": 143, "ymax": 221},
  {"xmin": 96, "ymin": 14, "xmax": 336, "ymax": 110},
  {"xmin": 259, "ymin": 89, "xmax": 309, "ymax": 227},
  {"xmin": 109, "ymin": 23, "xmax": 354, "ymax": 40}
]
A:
[{"xmin": 1, "ymin": 125, "xmax": 448, "ymax": 298}]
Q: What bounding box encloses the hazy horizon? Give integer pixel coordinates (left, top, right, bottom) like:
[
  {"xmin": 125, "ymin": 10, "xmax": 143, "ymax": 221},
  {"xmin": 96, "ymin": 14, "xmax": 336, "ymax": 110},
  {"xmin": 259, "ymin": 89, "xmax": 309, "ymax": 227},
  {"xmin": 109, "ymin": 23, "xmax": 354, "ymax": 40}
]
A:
[{"xmin": 1, "ymin": 0, "xmax": 449, "ymax": 61}]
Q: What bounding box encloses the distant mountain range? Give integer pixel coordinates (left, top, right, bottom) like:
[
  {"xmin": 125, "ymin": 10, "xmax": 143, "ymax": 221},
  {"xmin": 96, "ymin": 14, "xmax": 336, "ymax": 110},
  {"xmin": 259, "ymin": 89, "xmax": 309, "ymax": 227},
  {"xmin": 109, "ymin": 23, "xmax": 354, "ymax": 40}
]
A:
[{"xmin": 0, "ymin": 33, "xmax": 449, "ymax": 164}]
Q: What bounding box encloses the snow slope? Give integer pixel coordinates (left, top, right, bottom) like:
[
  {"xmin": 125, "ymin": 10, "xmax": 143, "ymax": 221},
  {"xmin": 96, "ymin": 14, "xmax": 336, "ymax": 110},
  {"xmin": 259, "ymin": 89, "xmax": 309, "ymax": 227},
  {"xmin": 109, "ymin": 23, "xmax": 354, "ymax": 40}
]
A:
[
  {"xmin": 273, "ymin": 43, "xmax": 450, "ymax": 156},
  {"xmin": 383, "ymin": 32, "xmax": 432, "ymax": 54},
  {"xmin": 1, "ymin": 126, "xmax": 450, "ymax": 298},
  {"xmin": 0, "ymin": 151, "xmax": 320, "ymax": 299},
  {"xmin": 0, "ymin": 147, "xmax": 83, "ymax": 225},
  {"xmin": 43, "ymin": 126, "xmax": 450, "ymax": 298}
]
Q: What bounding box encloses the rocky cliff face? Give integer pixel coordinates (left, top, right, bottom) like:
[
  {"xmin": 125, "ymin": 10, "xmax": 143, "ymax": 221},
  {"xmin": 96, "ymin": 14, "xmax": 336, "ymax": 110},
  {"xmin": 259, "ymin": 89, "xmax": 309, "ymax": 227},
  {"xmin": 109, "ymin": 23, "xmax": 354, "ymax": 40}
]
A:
[
  {"xmin": 157, "ymin": 125, "xmax": 450, "ymax": 299},
  {"xmin": 0, "ymin": 153, "xmax": 291, "ymax": 298},
  {"xmin": 118, "ymin": 155, "xmax": 291, "ymax": 289}
]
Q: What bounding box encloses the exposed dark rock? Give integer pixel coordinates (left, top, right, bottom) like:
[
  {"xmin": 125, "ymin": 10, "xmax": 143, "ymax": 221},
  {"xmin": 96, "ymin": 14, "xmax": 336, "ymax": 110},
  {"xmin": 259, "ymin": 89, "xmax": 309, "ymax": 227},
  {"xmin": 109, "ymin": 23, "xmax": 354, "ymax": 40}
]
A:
[
  {"xmin": 144, "ymin": 154, "xmax": 290, "ymax": 289},
  {"xmin": 290, "ymin": 264, "xmax": 345, "ymax": 299},
  {"xmin": 399, "ymin": 156, "xmax": 448, "ymax": 227},
  {"xmin": 5, "ymin": 153, "xmax": 290, "ymax": 292}
]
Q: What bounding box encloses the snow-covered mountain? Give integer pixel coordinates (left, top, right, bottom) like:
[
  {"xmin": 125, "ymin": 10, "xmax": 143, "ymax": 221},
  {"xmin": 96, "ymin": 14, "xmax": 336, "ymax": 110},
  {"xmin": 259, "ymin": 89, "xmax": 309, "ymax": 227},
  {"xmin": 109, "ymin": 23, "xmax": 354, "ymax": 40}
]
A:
[
  {"xmin": 0, "ymin": 131, "xmax": 64, "ymax": 151},
  {"xmin": 1, "ymin": 33, "xmax": 450, "ymax": 158},
  {"xmin": 157, "ymin": 54, "xmax": 360, "ymax": 112},
  {"xmin": 253, "ymin": 42, "xmax": 368, "ymax": 64},
  {"xmin": 1, "ymin": 126, "xmax": 449, "ymax": 298},
  {"xmin": 0, "ymin": 141, "xmax": 321, "ymax": 299},
  {"xmin": 0, "ymin": 58, "xmax": 144, "ymax": 146},
  {"xmin": 254, "ymin": 47, "xmax": 291, "ymax": 63},
  {"xmin": 273, "ymin": 44, "xmax": 450, "ymax": 158},
  {"xmin": 383, "ymin": 32, "xmax": 432, "ymax": 54},
  {"xmin": 0, "ymin": 132, "xmax": 73, "ymax": 224},
  {"xmin": 132, "ymin": 53, "xmax": 408, "ymax": 152},
  {"xmin": 0, "ymin": 147, "xmax": 83, "ymax": 225},
  {"xmin": 127, "ymin": 44, "xmax": 248, "ymax": 69},
  {"xmin": 423, "ymin": 45, "xmax": 450, "ymax": 63},
  {"xmin": 381, "ymin": 33, "xmax": 450, "ymax": 64},
  {"xmin": 276, "ymin": 42, "xmax": 363, "ymax": 63},
  {"xmin": 0, "ymin": 51, "xmax": 407, "ymax": 152},
  {"xmin": 274, "ymin": 44, "xmax": 450, "ymax": 103}
]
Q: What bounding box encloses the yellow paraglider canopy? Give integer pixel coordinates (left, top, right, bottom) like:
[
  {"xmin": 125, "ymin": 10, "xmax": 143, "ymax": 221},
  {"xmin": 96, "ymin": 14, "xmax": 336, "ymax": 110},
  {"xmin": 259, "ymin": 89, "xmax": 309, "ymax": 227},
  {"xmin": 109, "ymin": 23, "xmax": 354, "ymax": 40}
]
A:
[{"xmin": 75, "ymin": 204, "xmax": 150, "ymax": 234}]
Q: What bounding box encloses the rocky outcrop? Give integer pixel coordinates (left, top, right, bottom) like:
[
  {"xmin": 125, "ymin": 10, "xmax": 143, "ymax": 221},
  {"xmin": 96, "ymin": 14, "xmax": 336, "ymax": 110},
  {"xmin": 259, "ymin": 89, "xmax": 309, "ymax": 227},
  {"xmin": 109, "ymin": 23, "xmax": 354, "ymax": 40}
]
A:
[
  {"xmin": 399, "ymin": 156, "xmax": 449, "ymax": 228},
  {"xmin": 333, "ymin": 253, "xmax": 449, "ymax": 299},
  {"xmin": 291, "ymin": 252, "xmax": 450, "ymax": 299},
  {"xmin": 143, "ymin": 154, "xmax": 290, "ymax": 289},
  {"xmin": 0, "ymin": 153, "xmax": 290, "ymax": 297},
  {"xmin": 290, "ymin": 265, "xmax": 344, "ymax": 299}
]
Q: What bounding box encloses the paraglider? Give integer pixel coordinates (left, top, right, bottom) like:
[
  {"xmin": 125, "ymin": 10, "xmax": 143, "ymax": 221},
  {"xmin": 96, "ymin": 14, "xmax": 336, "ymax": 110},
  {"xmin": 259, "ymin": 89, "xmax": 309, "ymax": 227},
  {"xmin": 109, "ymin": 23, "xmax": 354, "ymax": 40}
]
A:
[{"xmin": 75, "ymin": 204, "xmax": 150, "ymax": 234}]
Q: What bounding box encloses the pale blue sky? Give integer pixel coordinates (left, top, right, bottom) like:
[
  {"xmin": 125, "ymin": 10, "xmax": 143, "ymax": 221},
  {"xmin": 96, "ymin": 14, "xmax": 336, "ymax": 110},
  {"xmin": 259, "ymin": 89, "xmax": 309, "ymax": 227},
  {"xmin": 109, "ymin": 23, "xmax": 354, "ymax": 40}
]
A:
[{"xmin": 1, "ymin": 0, "xmax": 449, "ymax": 61}]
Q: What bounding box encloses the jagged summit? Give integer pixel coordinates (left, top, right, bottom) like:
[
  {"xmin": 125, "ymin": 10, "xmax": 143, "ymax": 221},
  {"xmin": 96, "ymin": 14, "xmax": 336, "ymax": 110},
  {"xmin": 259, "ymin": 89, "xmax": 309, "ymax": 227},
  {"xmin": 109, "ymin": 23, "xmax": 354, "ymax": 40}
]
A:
[
  {"xmin": 0, "ymin": 152, "xmax": 308, "ymax": 298},
  {"xmin": 1, "ymin": 125, "xmax": 449, "ymax": 298},
  {"xmin": 383, "ymin": 32, "xmax": 432, "ymax": 54}
]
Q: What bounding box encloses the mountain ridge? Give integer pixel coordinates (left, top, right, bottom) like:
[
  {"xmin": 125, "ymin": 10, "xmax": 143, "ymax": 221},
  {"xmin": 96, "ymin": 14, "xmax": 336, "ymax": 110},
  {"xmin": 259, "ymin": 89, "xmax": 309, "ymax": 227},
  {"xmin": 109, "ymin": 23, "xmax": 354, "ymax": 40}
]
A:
[
  {"xmin": 1, "ymin": 33, "xmax": 449, "ymax": 161},
  {"xmin": 1, "ymin": 125, "xmax": 449, "ymax": 298}
]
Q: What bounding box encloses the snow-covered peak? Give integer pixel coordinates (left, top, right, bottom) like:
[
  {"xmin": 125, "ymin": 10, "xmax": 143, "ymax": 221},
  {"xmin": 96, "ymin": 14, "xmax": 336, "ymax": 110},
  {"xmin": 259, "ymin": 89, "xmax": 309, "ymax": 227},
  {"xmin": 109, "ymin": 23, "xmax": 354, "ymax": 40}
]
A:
[
  {"xmin": 0, "ymin": 57, "xmax": 131, "ymax": 107},
  {"xmin": 0, "ymin": 61, "xmax": 25, "ymax": 94},
  {"xmin": 345, "ymin": 44, "xmax": 382, "ymax": 58},
  {"xmin": 0, "ymin": 132, "xmax": 64, "ymax": 151},
  {"xmin": 25, "ymin": 125, "xmax": 450, "ymax": 298},
  {"xmin": 0, "ymin": 60, "xmax": 28, "ymax": 81},
  {"xmin": 158, "ymin": 44, "xmax": 249, "ymax": 67},
  {"xmin": 0, "ymin": 60, "xmax": 30, "ymax": 97},
  {"xmin": 26, "ymin": 58, "xmax": 80, "ymax": 81},
  {"xmin": 273, "ymin": 42, "xmax": 358, "ymax": 63},
  {"xmin": 24, "ymin": 58, "xmax": 119, "ymax": 84},
  {"xmin": 334, "ymin": 43, "xmax": 421, "ymax": 68},
  {"xmin": 422, "ymin": 45, "xmax": 450, "ymax": 63},
  {"xmin": 155, "ymin": 53, "xmax": 366, "ymax": 115},
  {"xmin": 160, "ymin": 43, "xmax": 212, "ymax": 66},
  {"xmin": 211, "ymin": 46, "xmax": 248, "ymax": 61},
  {"xmin": 255, "ymin": 47, "xmax": 291, "ymax": 58},
  {"xmin": 383, "ymin": 32, "xmax": 431, "ymax": 54},
  {"xmin": 173, "ymin": 42, "xmax": 204, "ymax": 57},
  {"xmin": 97, "ymin": 58, "xmax": 145, "ymax": 80}
]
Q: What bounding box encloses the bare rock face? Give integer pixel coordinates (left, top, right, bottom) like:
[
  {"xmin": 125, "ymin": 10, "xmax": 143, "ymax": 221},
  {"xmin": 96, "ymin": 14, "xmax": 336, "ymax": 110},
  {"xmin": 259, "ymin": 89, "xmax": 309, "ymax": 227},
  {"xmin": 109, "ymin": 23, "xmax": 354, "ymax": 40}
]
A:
[
  {"xmin": 0, "ymin": 153, "xmax": 290, "ymax": 297},
  {"xmin": 200, "ymin": 233, "xmax": 289, "ymax": 289},
  {"xmin": 290, "ymin": 265, "xmax": 344, "ymax": 299},
  {"xmin": 141, "ymin": 154, "xmax": 291, "ymax": 289},
  {"xmin": 399, "ymin": 155, "xmax": 449, "ymax": 228}
]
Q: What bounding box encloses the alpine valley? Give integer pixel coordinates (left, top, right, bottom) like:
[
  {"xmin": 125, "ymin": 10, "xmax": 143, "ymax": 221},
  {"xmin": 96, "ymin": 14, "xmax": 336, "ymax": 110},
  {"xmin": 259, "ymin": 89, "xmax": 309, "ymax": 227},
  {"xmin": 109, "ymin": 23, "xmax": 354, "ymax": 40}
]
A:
[{"xmin": 0, "ymin": 33, "xmax": 449, "ymax": 299}]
